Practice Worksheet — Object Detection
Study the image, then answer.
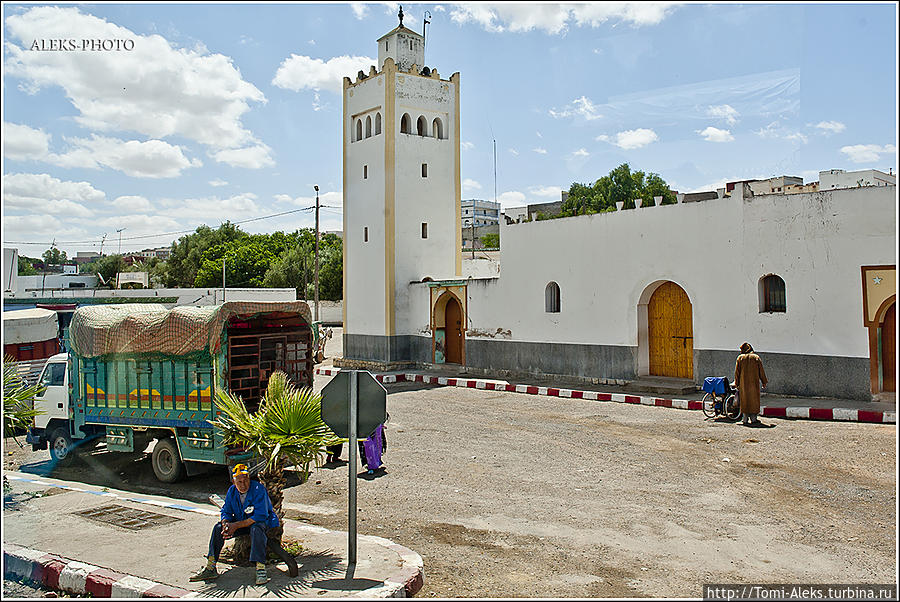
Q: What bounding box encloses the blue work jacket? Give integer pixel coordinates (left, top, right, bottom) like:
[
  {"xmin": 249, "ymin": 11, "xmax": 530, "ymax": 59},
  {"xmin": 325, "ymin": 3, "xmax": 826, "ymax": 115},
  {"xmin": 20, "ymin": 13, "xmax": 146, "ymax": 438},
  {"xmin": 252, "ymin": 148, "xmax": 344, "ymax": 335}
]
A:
[{"xmin": 220, "ymin": 480, "xmax": 279, "ymax": 528}]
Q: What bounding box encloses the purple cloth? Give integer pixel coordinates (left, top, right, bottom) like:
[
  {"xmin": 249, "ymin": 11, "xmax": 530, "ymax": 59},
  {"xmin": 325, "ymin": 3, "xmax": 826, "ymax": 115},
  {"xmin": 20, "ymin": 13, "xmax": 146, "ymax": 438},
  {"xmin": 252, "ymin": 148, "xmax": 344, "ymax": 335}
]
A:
[{"xmin": 362, "ymin": 424, "xmax": 384, "ymax": 470}]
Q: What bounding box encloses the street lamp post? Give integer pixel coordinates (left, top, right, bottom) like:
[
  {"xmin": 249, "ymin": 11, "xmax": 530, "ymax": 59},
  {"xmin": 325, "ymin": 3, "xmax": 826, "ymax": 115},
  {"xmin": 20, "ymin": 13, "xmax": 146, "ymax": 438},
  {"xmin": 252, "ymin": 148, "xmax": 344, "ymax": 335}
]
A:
[
  {"xmin": 116, "ymin": 227, "xmax": 126, "ymax": 255},
  {"xmin": 314, "ymin": 185, "xmax": 320, "ymax": 322}
]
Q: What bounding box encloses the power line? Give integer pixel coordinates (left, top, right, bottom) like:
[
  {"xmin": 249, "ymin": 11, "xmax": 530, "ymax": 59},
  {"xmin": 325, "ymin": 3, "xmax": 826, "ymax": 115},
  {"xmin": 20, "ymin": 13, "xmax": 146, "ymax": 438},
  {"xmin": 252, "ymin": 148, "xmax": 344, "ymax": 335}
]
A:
[{"xmin": 6, "ymin": 205, "xmax": 323, "ymax": 247}]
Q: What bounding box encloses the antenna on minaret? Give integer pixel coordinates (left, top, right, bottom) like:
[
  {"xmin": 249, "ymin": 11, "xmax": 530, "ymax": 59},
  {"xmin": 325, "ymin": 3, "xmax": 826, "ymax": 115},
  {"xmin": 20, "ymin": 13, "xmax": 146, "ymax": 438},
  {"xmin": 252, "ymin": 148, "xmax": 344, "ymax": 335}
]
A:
[
  {"xmin": 398, "ymin": 5, "xmax": 404, "ymax": 27},
  {"xmin": 423, "ymin": 10, "xmax": 431, "ymax": 53}
]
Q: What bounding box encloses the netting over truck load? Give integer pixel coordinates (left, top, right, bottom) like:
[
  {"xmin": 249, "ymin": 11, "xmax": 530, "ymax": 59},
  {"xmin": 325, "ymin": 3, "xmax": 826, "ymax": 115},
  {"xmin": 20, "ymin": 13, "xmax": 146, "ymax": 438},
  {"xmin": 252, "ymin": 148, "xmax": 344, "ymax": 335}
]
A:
[{"xmin": 67, "ymin": 301, "xmax": 312, "ymax": 358}]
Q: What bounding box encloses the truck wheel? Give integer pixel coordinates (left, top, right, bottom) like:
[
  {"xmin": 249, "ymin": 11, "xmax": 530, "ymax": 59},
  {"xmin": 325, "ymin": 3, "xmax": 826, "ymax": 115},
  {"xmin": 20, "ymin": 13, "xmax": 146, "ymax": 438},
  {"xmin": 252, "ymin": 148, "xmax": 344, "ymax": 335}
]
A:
[
  {"xmin": 49, "ymin": 428, "xmax": 75, "ymax": 465},
  {"xmin": 151, "ymin": 439, "xmax": 184, "ymax": 483}
]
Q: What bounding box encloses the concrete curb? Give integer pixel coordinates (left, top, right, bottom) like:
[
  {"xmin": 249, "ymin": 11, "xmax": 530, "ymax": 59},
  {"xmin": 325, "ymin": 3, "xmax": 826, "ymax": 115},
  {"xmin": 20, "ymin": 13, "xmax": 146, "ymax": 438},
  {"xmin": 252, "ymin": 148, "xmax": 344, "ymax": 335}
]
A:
[
  {"xmin": 5, "ymin": 474, "xmax": 424, "ymax": 598},
  {"xmin": 315, "ymin": 368, "xmax": 896, "ymax": 425},
  {"xmin": 3, "ymin": 542, "xmax": 197, "ymax": 598}
]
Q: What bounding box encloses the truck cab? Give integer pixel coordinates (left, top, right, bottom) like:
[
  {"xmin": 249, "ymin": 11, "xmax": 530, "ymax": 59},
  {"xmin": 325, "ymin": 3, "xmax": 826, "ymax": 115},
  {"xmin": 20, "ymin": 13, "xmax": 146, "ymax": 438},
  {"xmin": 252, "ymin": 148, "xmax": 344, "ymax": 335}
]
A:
[{"xmin": 26, "ymin": 352, "xmax": 76, "ymax": 462}]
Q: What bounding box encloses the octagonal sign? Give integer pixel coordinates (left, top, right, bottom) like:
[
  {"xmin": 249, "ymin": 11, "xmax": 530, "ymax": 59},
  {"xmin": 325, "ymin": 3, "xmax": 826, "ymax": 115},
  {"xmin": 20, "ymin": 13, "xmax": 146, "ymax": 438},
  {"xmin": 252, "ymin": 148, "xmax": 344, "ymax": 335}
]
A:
[{"xmin": 320, "ymin": 370, "xmax": 387, "ymax": 438}]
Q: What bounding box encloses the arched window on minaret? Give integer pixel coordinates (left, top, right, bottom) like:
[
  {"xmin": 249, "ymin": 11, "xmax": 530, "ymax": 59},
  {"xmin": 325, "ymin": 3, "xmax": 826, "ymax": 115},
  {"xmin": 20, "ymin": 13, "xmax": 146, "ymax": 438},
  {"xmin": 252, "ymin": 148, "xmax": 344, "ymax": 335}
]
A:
[
  {"xmin": 432, "ymin": 118, "xmax": 443, "ymax": 140},
  {"xmin": 365, "ymin": 115, "xmax": 372, "ymax": 138},
  {"xmin": 356, "ymin": 119, "xmax": 363, "ymax": 142},
  {"xmin": 417, "ymin": 115, "xmax": 427, "ymax": 136},
  {"xmin": 400, "ymin": 113, "xmax": 411, "ymax": 134},
  {"xmin": 375, "ymin": 112, "xmax": 382, "ymax": 135}
]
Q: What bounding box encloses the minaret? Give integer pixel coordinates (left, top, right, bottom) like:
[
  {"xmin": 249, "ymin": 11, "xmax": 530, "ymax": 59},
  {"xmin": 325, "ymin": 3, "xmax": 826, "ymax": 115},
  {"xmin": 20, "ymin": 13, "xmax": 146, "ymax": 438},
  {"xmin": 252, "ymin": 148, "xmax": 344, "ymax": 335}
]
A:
[{"xmin": 342, "ymin": 9, "xmax": 461, "ymax": 364}]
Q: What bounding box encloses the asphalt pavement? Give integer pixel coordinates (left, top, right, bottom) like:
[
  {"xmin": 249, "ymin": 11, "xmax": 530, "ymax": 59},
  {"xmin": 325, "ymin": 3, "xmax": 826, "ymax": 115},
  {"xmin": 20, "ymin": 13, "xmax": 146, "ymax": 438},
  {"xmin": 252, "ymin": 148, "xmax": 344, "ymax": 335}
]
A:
[{"xmin": 3, "ymin": 471, "xmax": 423, "ymax": 598}]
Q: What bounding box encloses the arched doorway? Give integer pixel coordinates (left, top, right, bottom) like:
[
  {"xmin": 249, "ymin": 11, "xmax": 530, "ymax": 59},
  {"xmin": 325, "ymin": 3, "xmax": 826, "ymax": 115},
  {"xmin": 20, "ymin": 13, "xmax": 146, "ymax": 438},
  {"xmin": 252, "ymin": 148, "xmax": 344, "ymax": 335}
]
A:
[
  {"xmin": 648, "ymin": 281, "xmax": 693, "ymax": 379},
  {"xmin": 445, "ymin": 296, "xmax": 463, "ymax": 364},
  {"xmin": 881, "ymin": 303, "xmax": 895, "ymax": 392}
]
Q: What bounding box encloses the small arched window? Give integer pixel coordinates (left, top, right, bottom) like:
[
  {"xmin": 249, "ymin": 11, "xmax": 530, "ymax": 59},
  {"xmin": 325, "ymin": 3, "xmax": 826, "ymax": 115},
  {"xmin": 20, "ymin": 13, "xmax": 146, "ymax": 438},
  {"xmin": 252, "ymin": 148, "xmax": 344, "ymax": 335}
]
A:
[
  {"xmin": 375, "ymin": 112, "xmax": 382, "ymax": 135},
  {"xmin": 432, "ymin": 118, "xmax": 443, "ymax": 139},
  {"xmin": 365, "ymin": 115, "xmax": 372, "ymax": 138},
  {"xmin": 356, "ymin": 119, "xmax": 362, "ymax": 142},
  {"xmin": 400, "ymin": 113, "xmax": 411, "ymax": 134},
  {"xmin": 759, "ymin": 274, "xmax": 786, "ymax": 313},
  {"xmin": 545, "ymin": 282, "xmax": 561, "ymax": 313},
  {"xmin": 417, "ymin": 115, "xmax": 427, "ymax": 136}
]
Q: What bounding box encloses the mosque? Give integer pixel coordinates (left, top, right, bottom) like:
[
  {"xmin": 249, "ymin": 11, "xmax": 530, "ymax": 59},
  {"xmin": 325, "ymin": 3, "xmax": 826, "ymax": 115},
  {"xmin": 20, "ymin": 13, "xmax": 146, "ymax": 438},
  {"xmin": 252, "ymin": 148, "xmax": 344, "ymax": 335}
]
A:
[{"xmin": 337, "ymin": 12, "xmax": 896, "ymax": 402}]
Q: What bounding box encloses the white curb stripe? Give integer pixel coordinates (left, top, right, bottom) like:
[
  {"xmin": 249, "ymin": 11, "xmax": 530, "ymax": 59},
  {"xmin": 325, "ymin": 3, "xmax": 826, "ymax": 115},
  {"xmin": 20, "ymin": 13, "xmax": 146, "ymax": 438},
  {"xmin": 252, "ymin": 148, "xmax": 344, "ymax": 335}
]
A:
[
  {"xmin": 111, "ymin": 574, "xmax": 157, "ymax": 598},
  {"xmin": 672, "ymin": 399, "xmax": 690, "ymax": 409},
  {"xmin": 883, "ymin": 412, "xmax": 896, "ymax": 423},
  {"xmin": 832, "ymin": 408, "xmax": 858, "ymax": 421},
  {"xmin": 58, "ymin": 561, "xmax": 98, "ymax": 594},
  {"xmin": 559, "ymin": 389, "xmax": 573, "ymax": 398},
  {"xmin": 583, "ymin": 391, "xmax": 599, "ymax": 400},
  {"xmin": 786, "ymin": 407, "xmax": 810, "ymax": 419},
  {"xmin": 610, "ymin": 394, "xmax": 626, "ymax": 403}
]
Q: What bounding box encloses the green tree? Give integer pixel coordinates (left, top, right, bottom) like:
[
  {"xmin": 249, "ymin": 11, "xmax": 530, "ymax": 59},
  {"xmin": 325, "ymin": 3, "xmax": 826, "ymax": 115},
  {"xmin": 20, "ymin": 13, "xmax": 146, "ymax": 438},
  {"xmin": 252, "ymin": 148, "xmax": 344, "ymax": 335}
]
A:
[
  {"xmin": 211, "ymin": 372, "xmax": 340, "ymax": 548},
  {"xmin": 317, "ymin": 236, "xmax": 344, "ymax": 301},
  {"xmin": 263, "ymin": 244, "xmax": 313, "ymax": 298},
  {"xmin": 165, "ymin": 222, "xmax": 247, "ymax": 287},
  {"xmin": 85, "ymin": 254, "xmax": 125, "ymax": 287},
  {"xmin": 17, "ymin": 256, "xmax": 39, "ymax": 275},
  {"xmin": 643, "ymin": 172, "xmax": 677, "ymax": 205},
  {"xmin": 562, "ymin": 163, "xmax": 675, "ymax": 216},
  {"xmin": 480, "ymin": 233, "xmax": 500, "ymax": 248},
  {"xmin": 41, "ymin": 247, "xmax": 67, "ymax": 266}
]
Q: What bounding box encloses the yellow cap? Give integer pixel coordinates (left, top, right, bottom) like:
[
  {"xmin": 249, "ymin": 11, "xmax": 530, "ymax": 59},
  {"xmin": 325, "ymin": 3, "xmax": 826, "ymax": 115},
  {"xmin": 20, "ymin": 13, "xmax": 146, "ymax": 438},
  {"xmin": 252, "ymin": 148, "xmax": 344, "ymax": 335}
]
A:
[{"xmin": 231, "ymin": 463, "xmax": 249, "ymax": 476}]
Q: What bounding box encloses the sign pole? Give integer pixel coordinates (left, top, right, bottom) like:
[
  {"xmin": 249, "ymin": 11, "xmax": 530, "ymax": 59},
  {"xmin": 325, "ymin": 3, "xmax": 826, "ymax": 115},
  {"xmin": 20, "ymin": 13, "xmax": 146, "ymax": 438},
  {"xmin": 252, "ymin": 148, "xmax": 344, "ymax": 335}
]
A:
[{"xmin": 348, "ymin": 370, "xmax": 358, "ymax": 573}]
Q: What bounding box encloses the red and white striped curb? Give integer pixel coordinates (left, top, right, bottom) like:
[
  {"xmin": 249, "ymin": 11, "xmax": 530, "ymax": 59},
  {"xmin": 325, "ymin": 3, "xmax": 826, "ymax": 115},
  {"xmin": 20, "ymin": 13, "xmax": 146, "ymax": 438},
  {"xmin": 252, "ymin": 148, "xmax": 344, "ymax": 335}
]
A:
[
  {"xmin": 315, "ymin": 368, "xmax": 896, "ymax": 424},
  {"xmin": 3, "ymin": 543, "xmax": 196, "ymax": 598}
]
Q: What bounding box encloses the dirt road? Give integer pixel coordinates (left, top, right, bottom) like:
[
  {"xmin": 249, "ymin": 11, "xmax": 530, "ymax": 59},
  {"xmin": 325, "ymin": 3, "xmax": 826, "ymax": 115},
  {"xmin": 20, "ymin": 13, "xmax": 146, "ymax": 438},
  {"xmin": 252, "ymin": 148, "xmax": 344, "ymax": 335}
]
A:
[
  {"xmin": 5, "ymin": 376, "xmax": 895, "ymax": 597},
  {"xmin": 293, "ymin": 380, "xmax": 896, "ymax": 598}
]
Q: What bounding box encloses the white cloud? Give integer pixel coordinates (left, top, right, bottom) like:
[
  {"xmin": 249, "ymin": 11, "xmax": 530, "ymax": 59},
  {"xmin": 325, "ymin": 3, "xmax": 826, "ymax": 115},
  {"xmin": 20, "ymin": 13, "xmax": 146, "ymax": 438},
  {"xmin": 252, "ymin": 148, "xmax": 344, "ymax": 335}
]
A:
[
  {"xmin": 532, "ymin": 147, "xmax": 548, "ymax": 154},
  {"xmin": 697, "ymin": 126, "xmax": 734, "ymax": 143},
  {"xmin": 158, "ymin": 192, "xmax": 263, "ymax": 222},
  {"xmin": 212, "ymin": 144, "xmax": 275, "ymax": 169},
  {"xmin": 707, "ymin": 104, "xmax": 739, "ymax": 125},
  {"xmin": 784, "ymin": 132, "xmax": 808, "ymax": 144},
  {"xmin": 3, "ymin": 122, "xmax": 51, "ymax": 160},
  {"xmin": 572, "ymin": 148, "xmax": 590, "ymax": 157},
  {"xmin": 497, "ymin": 190, "xmax": 526, "ymax": 208},
  {"xmin": 3, "ymin": 172, "xmax": 103, "ymax": 217},
  {"xmin": 112, "ymin": 195, "xmax": 153, "ymax": 213},
  {"xmin": 57, "ymin": 135, "xmax": 201, "ymax": 177},
  {"xmin": 599, "ymin": 128, "xmax": 658, "ymax": 149},
  {"xmin": 549, "ymin": 96, "xmax": 603, "ymax": 121},
  {"xmin": 462, "ymin": 178, "xmax": 482, "ymax": 192},
  {"xmin": 509, "ymin": 148, "xmax": 519, "ymax": 156},
  {"xmin": 5, "ymin": 7, "xmax": 268, "ymax": 153},
  {"xmin": 2, "ymin": 125, "xmax": 201, "ymax": 177},
  {"xmin": 450, "ymin": 3, "xmax": 673, "ymax": 34},
  {"xmin": 815, "ymin": 120, "xmax": 846, "ymax": 134},
  {"xmin": 840, "ymin": 144, "xmax": 897, "ymax": 164},
  {"xmin": 272, "ymin": 54, "xmax": 376, "ymax": 94},
  {"xmin": 209, "ymin": 179, "xmax": 229, "ymax": 187},
  {"xmin": 350, "ymin": 3, "xmax": 369, "ymax": 19},
  {"xmin": 461, "ymin": 141, "xmax": 475, "ymax": 151},
  {"xmin": 528, "ymin": 185, "xmax": 562, "ymax": 198}
]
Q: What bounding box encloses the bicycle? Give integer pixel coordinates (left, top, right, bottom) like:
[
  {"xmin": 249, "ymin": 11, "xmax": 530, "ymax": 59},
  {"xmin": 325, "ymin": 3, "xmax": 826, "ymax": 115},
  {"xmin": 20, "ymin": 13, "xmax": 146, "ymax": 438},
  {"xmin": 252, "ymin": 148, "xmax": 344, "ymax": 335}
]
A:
[{"xmin": 700, "ymin": 377, "xmax": 742, "ymax": 422}]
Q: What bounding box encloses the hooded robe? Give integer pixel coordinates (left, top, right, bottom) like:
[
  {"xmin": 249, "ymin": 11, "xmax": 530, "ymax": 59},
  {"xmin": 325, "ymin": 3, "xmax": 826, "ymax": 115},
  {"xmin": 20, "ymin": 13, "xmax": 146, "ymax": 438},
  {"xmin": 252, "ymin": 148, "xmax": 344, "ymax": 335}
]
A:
[{"xmin": 734, "ymin": 342, "xmax": 768, "ymax": 415}]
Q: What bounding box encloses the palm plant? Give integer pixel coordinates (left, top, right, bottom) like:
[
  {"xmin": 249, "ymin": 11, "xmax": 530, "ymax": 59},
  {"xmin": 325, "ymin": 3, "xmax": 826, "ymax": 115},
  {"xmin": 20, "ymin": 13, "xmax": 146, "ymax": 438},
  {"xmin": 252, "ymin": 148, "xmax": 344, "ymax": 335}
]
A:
[
  {"xmin": 210, "ymin": 371, "xmax": 341, "ymax": 546},
  {"xmin": 3, "ymin": 355, "xmax": 45, "ymax": 440}
]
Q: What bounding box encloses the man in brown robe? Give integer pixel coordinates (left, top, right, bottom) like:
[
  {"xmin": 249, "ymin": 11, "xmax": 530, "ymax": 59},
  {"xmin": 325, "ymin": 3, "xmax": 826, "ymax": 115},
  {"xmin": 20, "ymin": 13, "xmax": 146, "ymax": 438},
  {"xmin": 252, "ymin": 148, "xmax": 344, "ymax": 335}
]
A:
[{"xmin": 734, "ymin": 342, "xmax": 767, "ymax": 425}]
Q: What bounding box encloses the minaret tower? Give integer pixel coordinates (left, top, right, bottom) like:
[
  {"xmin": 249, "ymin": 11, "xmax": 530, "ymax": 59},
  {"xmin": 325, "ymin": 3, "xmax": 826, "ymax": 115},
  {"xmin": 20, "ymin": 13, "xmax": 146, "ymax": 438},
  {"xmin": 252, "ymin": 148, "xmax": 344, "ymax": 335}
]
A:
[{"xmin": 342, "ymin": 7, "xmax": 461, "ymax": 364}]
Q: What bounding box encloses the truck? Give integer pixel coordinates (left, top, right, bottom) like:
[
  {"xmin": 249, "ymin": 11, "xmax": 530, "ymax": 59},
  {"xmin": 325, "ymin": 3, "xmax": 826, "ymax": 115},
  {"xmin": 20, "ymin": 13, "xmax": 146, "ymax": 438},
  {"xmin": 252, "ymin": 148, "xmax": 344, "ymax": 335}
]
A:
[{"xmin": 26, "ymin": 301, "xmax": 315, "ymax": 483}]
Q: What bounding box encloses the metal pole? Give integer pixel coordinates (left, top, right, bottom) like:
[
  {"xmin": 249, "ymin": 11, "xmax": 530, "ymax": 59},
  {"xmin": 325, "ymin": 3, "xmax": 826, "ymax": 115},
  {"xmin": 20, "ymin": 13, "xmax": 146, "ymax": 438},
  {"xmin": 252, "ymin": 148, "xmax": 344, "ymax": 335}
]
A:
[
  {"xmin": 222, "ymin": 257, "xmax": 225, "ymax": 304},
  {"xmin": 314, "ymin": 185, "xmax": 320, "ymax": 322},
  {"xmin": 347, "ymin": 370, "xmax": 358, "ymax": 573}
]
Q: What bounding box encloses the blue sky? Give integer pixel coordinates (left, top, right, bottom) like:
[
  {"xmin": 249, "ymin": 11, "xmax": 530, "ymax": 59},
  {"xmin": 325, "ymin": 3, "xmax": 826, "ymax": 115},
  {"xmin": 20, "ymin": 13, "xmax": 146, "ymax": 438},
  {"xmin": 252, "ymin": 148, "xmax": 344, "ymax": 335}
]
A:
[{"xmin": 2, "ymin": 2, "xmax": 897, "ymax": 258}]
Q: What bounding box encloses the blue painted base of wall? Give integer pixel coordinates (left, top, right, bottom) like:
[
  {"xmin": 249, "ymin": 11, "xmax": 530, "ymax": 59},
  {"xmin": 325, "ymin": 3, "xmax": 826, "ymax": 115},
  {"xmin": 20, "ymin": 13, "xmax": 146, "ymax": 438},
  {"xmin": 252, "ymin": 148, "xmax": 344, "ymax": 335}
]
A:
[{"xmin": 344, "ymin": 334, "xmax": 873, "ymax": 401}]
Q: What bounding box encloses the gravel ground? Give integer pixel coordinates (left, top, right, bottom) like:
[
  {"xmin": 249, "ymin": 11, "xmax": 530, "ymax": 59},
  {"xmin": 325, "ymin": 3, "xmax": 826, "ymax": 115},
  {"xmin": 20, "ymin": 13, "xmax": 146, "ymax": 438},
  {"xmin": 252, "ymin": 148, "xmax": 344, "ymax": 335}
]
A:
[{"xmin": 4, "ymin": 363, "xmax": 895, "ymax": 598}]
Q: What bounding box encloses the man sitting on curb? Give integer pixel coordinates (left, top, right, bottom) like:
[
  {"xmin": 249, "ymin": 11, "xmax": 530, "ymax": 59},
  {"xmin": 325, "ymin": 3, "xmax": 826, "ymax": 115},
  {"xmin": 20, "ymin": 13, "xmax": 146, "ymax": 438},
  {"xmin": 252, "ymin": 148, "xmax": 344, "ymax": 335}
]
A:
[{"xmin": 190, "ymin": 464, "xmax": 279, "ymax": 586}]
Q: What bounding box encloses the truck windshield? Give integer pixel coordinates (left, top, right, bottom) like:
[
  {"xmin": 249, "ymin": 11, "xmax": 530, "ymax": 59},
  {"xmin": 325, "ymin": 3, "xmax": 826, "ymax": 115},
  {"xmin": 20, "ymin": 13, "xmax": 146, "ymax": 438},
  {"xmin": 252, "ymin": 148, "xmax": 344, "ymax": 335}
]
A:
[{"xmin": 40, "ymin": 363, "xmax": 66, "ymax": 387}]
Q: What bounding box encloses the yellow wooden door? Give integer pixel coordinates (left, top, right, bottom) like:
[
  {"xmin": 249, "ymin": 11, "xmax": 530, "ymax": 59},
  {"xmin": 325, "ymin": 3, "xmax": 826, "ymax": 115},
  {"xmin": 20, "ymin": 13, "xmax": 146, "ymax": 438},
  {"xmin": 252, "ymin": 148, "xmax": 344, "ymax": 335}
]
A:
[{"xmin": 648, "ymin": 282, "xmax": 693, "ymax": 378}]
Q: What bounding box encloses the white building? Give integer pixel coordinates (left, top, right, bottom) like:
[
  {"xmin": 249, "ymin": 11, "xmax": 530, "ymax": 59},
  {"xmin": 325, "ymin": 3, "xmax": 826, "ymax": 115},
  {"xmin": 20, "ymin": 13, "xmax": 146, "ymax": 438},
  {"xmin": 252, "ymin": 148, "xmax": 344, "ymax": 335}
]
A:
[
  {"xmin": 342, "ymin": 12, "xmax": 461, "ymax": 363},
  {"xmin": 338, "ymin": 17, "xmax": 897, "ymax": 401},
  {"xmin": 462, "ymin": 199, "xmax": 500, "ymax": 228},
  {"xmin": 818, "ymin": 168, "xmax": 895, "ymax": 190}
]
